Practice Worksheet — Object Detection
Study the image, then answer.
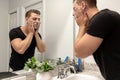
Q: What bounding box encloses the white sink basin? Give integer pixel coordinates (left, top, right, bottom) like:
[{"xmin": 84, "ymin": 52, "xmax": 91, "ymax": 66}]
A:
[
  {"xmin": 11, "ymin": 76, "xmax": 26, "ymax": 80},
  {"xmin": 63, "ymin": 73, "xmax": 99, "ymax": 80},
  {"xmin": 52, "ymin": 73, "xmax": 99, "ymax": 80}
]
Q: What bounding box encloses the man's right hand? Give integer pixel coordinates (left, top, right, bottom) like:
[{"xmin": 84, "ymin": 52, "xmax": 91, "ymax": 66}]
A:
[
  {"xmin": 28, "ymin": 22, "xmax": 35, "ymax": 34},
  {"xmin": 75, "ymin": 13, "xmax": 89, "ymax": 27}
]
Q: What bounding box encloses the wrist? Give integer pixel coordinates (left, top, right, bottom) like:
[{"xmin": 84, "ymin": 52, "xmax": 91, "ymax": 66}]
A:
[
  {"xmin": 78, "ymin": 26, "xmax": 87, "ymax": 35},
  {"xmin": 35, "ymin": 32, "xmax": 39, "ymax": 37},
  {"xmin": 28, "ymin": 32, "xmax": 34, "ymax": 36},
  {"xmin": 79, "ymin": 25, "xmax": 87, "ymax": 30}
]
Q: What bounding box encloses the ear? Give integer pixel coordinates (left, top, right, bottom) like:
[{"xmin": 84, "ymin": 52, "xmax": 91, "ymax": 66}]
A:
[
  {"xmin": 81, "ymin": 1, "xmax": 87, "ymax": 11},
  {"xmin": 25, "ymin": 17, "xmax": 28, "ymax": 24},
  {"xmin": 25, "ymin": 17, "xmax": 28, "ymax": 21}
]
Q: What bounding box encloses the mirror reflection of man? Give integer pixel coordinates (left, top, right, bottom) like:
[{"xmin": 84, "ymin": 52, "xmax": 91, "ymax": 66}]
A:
[{"xmin": 9, "ymin": 9, "xmax": 45, "ymax": 71}]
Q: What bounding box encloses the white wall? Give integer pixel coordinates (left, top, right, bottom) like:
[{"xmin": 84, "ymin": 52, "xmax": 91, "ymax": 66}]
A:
[
  {"xmin": 9, "ymin": 0, "xmax": 42, "ymax": 10},
  {"xmin": 97, "ymin": 0, "xmax": 120, "ymax": 13},
  {"xmin": 0, "ymin": 0, "xmax": 9, "ymax": 72},
  {"xmin": 44, "ymin": 0, "xmax": 74, "ymax": 60},
  {"xmin": 9, "ymin": 0, "xmax": 42, "ymax": 26}
]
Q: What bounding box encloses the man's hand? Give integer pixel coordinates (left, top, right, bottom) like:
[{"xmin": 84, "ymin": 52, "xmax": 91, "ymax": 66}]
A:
[
  {"xmin": 75, "ymin": 13, "xmax": 89, "ymax": 27},
  {"xmin": 27, "ymin": 22, "xmax": 35, "ymax": 34},
  {"xmin": 28, "ymin": 22, "xmax": 40, "ymax": 35},
  {"xmin": 33, "ymin": 22, "xmax": 40, "ymax": 35}
]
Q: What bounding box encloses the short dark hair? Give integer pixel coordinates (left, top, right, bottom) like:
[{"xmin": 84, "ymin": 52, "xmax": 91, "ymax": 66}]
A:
[
  {"xmin": 73, "ymin": 0, "xmax": 97, "ymax": 8},
  {"xmin": 25, "ymin": 9, "xmax": 40, "ymax": 18}
]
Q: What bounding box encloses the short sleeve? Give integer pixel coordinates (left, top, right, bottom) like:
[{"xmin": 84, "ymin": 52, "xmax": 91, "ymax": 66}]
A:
[
  {"xmin": 87, "ymin": 10, "xmax": 114, "ymax": 39},
  {"xmin": 38, "ymin": 33, "xmax": 42, "ymax": 39},
  {"xmin": 9, "ymin": 28, "xmax": 20, "ymax": 41}
]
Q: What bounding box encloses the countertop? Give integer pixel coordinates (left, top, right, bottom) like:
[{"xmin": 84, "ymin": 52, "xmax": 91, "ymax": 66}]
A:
[{"xmin": 1, "ymin": 63, "xmax": 105, "ymax": 80}]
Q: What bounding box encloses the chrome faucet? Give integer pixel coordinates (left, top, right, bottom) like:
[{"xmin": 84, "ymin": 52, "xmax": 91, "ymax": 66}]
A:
[
  {"xmin": 72, "ymin": 58, "xmax": 84, "ymax": 72},
  {"xmin": 57, "ymin": 65, "xmax": 76, "ymax": 79},
  {"xmin": 64, "ymin": 65, "xmax": 76, "ymax": 76}
]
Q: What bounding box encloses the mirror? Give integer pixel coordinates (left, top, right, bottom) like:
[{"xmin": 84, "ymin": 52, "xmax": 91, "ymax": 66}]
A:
[
  {"xmin": 43, "ymin": 0, "xmax": 74, "ymax": 60},
  {"xmin": 1, "ymin": 0, "xmax": 120, "ymax": 72},
  {"xmin": 8, "ymin": 0, "xmax": 74, "ymax": 65}
]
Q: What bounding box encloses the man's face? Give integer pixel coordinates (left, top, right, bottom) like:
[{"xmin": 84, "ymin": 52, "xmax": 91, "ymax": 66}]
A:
[
  {"xmin": 73, "ymin": 1, "xmax": 83, "ymax": 19},
  {"xmin": 26, "ymin": 13, "xmax": 40, "ymax": 30},
  {"xmin": 73, "ymin": 0, "xmax": 84, "ymax": 25}
]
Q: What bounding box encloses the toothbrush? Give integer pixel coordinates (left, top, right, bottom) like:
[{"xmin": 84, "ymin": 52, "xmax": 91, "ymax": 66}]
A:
[
  {"xmin": 64, "ymin": 56, "xmax": 69, "ymax": 63},
  {"xmin": 78, "ymin": 58, "xmax": 81, "ymax": 71}
]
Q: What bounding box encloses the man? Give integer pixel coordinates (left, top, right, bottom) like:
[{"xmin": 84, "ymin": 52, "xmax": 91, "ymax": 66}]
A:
[
  {"xmin": 73, "ymin": 0, "xmax": 120, "ymax": 80},
  {"xmin": 9, "ymin": 9, "xmax": 45, "ymax": 71}
]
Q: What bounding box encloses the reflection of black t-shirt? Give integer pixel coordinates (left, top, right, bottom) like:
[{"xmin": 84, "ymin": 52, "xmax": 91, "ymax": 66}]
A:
[
  {"xmin": 9, "ymin": 26, "xmax": 42, "ymax": 71},
  {"xmin": 87, "ymin": 9, "xmax": 120, "ymax": 80}
]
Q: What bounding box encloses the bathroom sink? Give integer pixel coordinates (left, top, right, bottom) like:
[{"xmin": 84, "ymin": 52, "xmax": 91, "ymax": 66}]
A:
[
  {"xmin": 11, "ymin": 76, "xmax": 26, "ymax": 80},
  {"xmin": 52, "ymin": 73, "xmax": 99, "ymax": 80},
  {"xmin": 63, "ymin": 73, "xmax": 99, "ymax": 80}
]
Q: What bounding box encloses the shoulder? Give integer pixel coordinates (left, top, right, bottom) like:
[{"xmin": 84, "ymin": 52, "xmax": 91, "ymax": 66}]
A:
[
  {"xmin": 87, "ymin": 9, "xmax": 116, "ymax": 39},
  {"xmin": 93, "ymin": 9, "xmax": 119, "ymax": 20},
  {"xmin": 92, "ymin": 9, "xmax": 112, "ymax": 20},
  {"xmin": 9, "ymin": 26, "xmax": 22, "ymax": 41},
  {"xmin": 9, "ymin": 26, "xmax": 21, "ymax": 38},
  {"xmin": 9, "ymin": 27, "xmax": 21, "ymax": 34}
]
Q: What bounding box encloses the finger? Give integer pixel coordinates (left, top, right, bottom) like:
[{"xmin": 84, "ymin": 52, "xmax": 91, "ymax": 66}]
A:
[{"xmin": 30, "ymin": 21, "xmax": 33, "ymax": 27}]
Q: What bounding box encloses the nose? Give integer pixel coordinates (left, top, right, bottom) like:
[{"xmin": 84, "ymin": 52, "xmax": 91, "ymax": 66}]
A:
[
  {"xmin": 73, "ymin": 11, "xmax": 75, "ymax": 17},
  {"xmin": 73, "ymin": 14, "xmax": 74, "ymax": 17},
  {"xmin": 36, "ymin": 19, "xmax": 40, "ymax": 23},
  {"xmin": 35, "ymin": 20, "xmax": 40, "ymax": 25}
]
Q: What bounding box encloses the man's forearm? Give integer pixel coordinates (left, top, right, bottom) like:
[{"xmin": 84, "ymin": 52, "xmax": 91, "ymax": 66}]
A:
[
  {"xmin": 17, "ymin": 33, "xmax": 34, "ymax": 54},
  {"xmin": 75, "ymin": 26, "xmax": 86, "ymax": 44},
  {"xmin": 35, "ymin": 33, "xmax": 45, "ymax": 53},
  {"xmin": 74, "ymin": 26, "xmax": 87, "ymax": 55}
]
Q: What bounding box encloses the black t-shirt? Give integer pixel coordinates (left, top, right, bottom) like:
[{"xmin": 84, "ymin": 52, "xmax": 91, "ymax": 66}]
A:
[
  {"xmin": 87, "ymin": 9, "xmax": 120, "ymax": 80},
  {"xmin": 9, "ymin": 26, "xmax": 42, "ymax": 71}
]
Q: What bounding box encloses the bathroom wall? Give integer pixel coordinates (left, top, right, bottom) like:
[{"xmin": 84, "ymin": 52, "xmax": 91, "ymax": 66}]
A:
[
  {"xmin": 44, "ymin": 0, "xmax": 74, "ymax": 60},
  {"xmin": 0, "ymin": 0, "xmax": 9, "ymax": 72},
  {"xmin": 97, "ymin": 0, "xmax": 120, "ymax": 13}
]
